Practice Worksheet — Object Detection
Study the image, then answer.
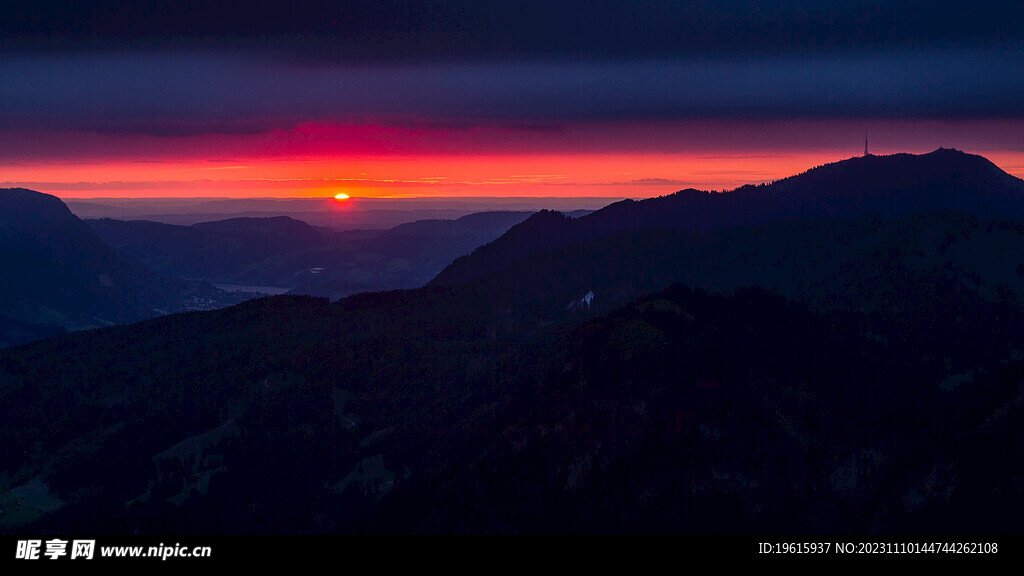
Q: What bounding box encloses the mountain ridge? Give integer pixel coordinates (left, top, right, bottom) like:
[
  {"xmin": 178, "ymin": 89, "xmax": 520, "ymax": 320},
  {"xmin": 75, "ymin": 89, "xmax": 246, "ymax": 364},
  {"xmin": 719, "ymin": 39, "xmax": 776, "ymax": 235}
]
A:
[
  {"xmin": 88, "ymin": 210, "xmax": 535, "ymax": 297},
  {"xmin": 431, "ymin": 148, "xmax": 1024, "ymax": 286}
]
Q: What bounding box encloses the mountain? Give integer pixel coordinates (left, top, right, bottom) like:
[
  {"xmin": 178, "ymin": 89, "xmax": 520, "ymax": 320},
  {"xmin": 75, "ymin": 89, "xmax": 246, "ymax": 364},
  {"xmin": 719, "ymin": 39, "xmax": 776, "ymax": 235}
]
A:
[
  {"xmin": 432, "ymin": 148, "xmax": 1024, "ymax": 286},
  {"xmin": 191, "ymin": 215, "xmax": 334, "ymax": 247},
  {"xmin": 89, "ymin": 211, "xmax": 535, "ymax": 297},
  {"xmin": 289, "ymin": 211, "xmax": 537, "ymax": 298},
  {"xmin": 88, "ymin": 216, "xmax": 337, "ymax": 286},
  {"xmin": 4, "ymin": 266, "xmax": 1024, "ymax": 533},
  {"xmin": 0, "ymin": 188, "xmax": 234, "ymax": 348},
  {"xmin": 425, "ymin": 212, "xmax": 1024, "ymax": 375},
  {"xmin": 4, "ymin": 151, "xmax": 1024, "ymax": 533}
]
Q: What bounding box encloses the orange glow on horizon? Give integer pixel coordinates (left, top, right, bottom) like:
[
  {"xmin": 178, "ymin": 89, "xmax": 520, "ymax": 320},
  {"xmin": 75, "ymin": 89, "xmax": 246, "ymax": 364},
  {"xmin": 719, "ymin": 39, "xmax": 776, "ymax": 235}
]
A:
[
  {"xmin": 2, "ymin": 151, "xmax": 880, "ymax": 200},
  {"xmin": 4, "ymin": 119, "xmax": 1023, "ymax": 200}
]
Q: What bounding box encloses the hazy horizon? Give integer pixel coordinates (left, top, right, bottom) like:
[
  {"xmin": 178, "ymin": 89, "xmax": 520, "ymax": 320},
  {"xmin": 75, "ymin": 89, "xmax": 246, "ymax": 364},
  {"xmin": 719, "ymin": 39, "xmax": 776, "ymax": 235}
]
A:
[
  {"xmin": 7, "ymin": 144, "xmax": 1022, "ymax": 201},
  {"xmin": 59, "ymin": 194, "xmax": 620, "ymax": 228}
]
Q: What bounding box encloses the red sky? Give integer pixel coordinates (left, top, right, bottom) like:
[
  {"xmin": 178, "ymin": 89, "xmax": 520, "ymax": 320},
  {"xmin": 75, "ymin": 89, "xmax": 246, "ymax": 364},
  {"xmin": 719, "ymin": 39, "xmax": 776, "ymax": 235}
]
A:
[{"xmin": 5, "ymin": 118, "xmax": 1023, "ymax": 199}]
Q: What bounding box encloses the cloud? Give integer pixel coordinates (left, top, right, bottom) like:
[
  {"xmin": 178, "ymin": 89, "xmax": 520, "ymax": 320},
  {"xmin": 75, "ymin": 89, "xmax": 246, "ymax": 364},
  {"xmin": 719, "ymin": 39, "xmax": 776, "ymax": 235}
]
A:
[
  {"xmin": 626, "ymin": 178, "xmax": 695, "ymax": 186},
  {"xmin": 3, "ymin": 1, "xmax": 1023, "ymax": 60},
  {"xmin": 0, "ymin": 48, "xmax": 1022, "ymax": 139},
  {"xmin": 0, "ymin": 177, "xmax": 462, "ymax": 191}
]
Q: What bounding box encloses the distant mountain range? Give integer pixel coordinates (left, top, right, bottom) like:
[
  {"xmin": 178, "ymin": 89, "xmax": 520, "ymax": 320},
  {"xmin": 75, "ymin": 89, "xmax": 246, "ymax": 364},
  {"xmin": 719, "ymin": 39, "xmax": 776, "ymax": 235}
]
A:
[
  {"xmin": 4, "ymin": 149, "xmax": 1024, "ymax": 534},
  {"xmin": 88, "ymin": 211, "xmax": 536, "ymax": 298},
  {"xmin": 65, "ymin": 196, "xmax": 612, "ymax": 228}
]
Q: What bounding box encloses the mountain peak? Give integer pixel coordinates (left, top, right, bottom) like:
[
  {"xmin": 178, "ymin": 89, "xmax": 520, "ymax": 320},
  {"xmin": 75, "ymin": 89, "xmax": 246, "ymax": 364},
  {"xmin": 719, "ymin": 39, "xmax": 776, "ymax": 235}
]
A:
[
  {"xmin": 926, "ymin": 146, "xmax": 967, "ymax": 156},
  {"xmin": 0, "ymin": 188, "xmax": 79, "ymax": 230}
]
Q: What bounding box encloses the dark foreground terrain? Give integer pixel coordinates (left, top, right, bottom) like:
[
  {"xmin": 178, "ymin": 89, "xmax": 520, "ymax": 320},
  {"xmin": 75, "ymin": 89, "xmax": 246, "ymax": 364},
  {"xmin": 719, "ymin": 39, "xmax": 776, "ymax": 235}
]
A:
[{"xmin": 2, "ymin": 149, "xmax": 1024, "ymax": 533}]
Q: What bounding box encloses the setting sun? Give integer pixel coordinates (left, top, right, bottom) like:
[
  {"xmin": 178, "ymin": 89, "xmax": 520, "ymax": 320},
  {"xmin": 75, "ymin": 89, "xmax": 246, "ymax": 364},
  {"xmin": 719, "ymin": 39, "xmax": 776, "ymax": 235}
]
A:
[{"xmin": 334, "ymin": 193, "xmax": 350, "ymax": 200}]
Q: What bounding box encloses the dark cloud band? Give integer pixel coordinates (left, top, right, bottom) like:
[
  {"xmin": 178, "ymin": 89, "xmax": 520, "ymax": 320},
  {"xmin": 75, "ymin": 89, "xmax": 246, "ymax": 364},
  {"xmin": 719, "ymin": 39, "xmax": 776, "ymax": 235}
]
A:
[
  {"xmin": 3, "ymin": 1, "xmax": 1023, "ymax": 60},
  {"xmin": 1, "ymin": 49, "xmax": 1021, "ymax": 137}
]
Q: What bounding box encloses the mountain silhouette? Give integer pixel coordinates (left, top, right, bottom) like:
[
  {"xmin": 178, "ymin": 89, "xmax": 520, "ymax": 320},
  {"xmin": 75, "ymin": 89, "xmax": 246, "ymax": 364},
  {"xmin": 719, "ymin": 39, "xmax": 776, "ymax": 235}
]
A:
[
  {"xmin": 89, "ymin": 216, "xmax": 335, "ymax": 285},
  {"xmin": 432, "ymin": 148, "xmax": 1024, "ymax": 286},
  {"xmin": 192, "ymin": 215, "xmax": 333, "ymax": 246},
  {"xmin": 0, "ymin": 188, "xmax": 230, "ymax": 347},
  {"xmin": 5, "ymin": 151, "xmax": 1024, "ymax": 534},
  {"xmin": 90, "ymin": 211, "xmax": 534, "ymax": 296},
  {"xmin": 289, "ymin": 211, "xmax": 536, "ymax": 298}
]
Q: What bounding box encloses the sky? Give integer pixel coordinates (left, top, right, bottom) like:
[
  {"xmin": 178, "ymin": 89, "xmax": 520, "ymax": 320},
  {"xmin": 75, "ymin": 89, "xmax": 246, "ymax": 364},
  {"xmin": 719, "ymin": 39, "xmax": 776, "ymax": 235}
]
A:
[{"xmin": 1, "ymin": 1, "xmax": 1023, "ymax": 199}]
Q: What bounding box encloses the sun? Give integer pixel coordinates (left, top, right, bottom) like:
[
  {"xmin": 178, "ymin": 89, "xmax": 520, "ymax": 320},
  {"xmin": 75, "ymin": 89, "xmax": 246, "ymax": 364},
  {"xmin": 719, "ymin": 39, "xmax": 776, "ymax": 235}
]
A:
[{"xmin": 334, "ymin": 193, "xmax": 350, "ymax": 200}]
